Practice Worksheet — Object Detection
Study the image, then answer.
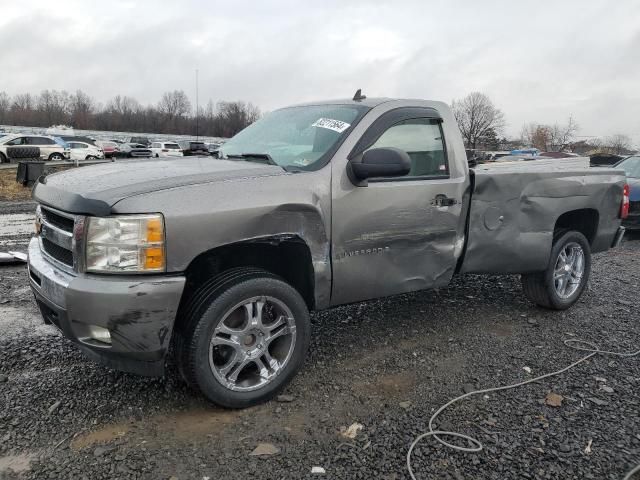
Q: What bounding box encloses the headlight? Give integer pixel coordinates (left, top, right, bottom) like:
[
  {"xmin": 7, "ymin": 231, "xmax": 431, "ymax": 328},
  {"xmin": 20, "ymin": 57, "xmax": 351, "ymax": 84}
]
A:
[{"xmin": 85, "ymin": 214, "xmax": 165, "ymax": 273}]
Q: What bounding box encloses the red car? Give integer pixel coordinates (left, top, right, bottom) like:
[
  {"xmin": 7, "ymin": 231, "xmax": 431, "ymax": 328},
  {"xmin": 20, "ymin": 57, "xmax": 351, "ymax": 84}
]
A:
[{"xmin": 96, "ymin": 141, "xmax": 120, "ymax": 159}]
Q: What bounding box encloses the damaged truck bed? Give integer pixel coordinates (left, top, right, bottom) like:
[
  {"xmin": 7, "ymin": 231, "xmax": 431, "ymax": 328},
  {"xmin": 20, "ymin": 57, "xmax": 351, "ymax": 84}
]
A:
[{"xmin": 27, "ymin": 96, "xmax": 628, "ymax": 407}]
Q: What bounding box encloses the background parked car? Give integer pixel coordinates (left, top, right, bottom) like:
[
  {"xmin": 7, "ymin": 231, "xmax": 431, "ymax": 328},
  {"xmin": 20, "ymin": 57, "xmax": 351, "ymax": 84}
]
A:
[
  {"xmin": 178, "ymin": 140, "xmax": 208, "ymax": 156},
  {"xmin": 95, "ymin": 141, "xmax": 121, "ymax": 158},
  {"xmin": 120, "ymin": 143, "xmax": 152, "ymax": 158},
  {"xmin": 67, "ymin": 141, "xmax": 104, "ymax": 161},
  {"xmin": 60, "ymin": 135, "xmax": 98, "ymax": 146},
  {"xmin": 150, "ymin": 142, "xmax": 183, "ymax": 158},
  {"xmin": 207, "ymin": 142, "xmax": 222, "ymax": 156},
  {"xmin": 0, "ymin": 134, "xmax": 70, "ymax": 162},
  {"xmin": 123, "ymin": 136, "xmax": 151, "ymax": 147},
  {"xmin": 590, "ymin": 153, "xmax": 623, "ymax": 167},
  {"xmin": 615, "ymin": 155, "xmax": 640, "ymax": 230}
]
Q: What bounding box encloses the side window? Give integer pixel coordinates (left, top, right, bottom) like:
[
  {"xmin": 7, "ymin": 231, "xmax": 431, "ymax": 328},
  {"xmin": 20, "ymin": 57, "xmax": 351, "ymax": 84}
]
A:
[
  {"xmin": 30, "ymin": 137, "xmax": 55, "ymax": 145},
  {"xmin": 7, "ymin": 137, "xmax": 26, "ymax": 146},
  {"xmin": 367, "ymin": 118, "xmax": 448, "ymax": 178}
]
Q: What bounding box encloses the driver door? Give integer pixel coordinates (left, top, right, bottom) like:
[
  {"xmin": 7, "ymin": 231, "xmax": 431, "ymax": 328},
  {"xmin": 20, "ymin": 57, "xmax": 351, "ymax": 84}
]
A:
[{"xmin": 330, "ymin": 107, "xmax": 468, "ymax": 305}]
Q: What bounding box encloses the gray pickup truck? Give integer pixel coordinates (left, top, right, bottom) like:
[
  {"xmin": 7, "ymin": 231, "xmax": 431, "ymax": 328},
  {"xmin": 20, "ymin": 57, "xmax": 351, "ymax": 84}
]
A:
[{"xmin": 28, "ymin": 96, "xmax": 628, "ymax": 407}]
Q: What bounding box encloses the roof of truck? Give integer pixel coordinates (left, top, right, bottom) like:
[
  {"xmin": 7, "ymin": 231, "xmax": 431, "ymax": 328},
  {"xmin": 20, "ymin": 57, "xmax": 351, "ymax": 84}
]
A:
[{"xmin": 292, "ymin": 97, "xmax": 394, "ymax": 108}]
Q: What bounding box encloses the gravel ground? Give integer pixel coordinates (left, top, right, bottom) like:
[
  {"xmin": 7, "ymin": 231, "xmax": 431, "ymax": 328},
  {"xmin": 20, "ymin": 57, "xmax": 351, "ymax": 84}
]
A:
[{"xmin": 1, "ymin": 214, "xmax": 639, "ymax": 479}]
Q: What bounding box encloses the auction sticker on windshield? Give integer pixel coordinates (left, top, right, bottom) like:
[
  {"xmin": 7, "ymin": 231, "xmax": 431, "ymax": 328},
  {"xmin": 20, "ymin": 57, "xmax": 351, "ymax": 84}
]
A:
[{"xmin": 312, "ymin": 118, "xmax": 351, "ymax": 133}]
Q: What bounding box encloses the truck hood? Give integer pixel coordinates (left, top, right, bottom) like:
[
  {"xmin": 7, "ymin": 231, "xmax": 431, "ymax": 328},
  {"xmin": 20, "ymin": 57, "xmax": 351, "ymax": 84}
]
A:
[{"xmin": 33, "ymin": 157, "xmax": 287, "ymax": 216}]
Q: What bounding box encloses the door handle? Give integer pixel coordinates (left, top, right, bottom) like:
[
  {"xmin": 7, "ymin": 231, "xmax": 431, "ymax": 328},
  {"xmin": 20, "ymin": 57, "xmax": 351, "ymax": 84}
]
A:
[{"xmin": 432, "ymin": 195, "xmax": 457, "ymax": 207}]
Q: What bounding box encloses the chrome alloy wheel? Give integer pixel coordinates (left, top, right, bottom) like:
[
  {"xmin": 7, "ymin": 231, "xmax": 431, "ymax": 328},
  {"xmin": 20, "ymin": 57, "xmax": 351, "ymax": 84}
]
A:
[
  {"xmin": 553, "ymin": 242, "xmax": 585, "ymax": 299},
  {"xmin": 208, "ymin": 296, "xmax": 297, "ymax": 392}
]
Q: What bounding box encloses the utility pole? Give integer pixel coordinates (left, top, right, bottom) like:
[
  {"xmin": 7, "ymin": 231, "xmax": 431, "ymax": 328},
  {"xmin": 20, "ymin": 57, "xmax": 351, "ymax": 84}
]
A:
[{"xmin": 195, "ymin": 69, "xmax": 199, "ymax": 141}]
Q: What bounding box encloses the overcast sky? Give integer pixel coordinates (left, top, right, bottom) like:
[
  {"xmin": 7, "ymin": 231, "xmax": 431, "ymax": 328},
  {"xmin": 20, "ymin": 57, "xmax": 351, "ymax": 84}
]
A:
[{"xmin": 1, "ymin": 0, "xmax": 639, "ymax": 144}]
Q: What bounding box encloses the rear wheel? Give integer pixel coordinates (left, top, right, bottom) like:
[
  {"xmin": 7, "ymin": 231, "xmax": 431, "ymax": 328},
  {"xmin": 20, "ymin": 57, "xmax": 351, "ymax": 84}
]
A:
[
  {"xmin": 48, "ymin": 153, "xmax": 64, "ymax": 161},
  {"xmin": 521, "ymin": 231, "xmax": 591, "ymax": 310},
  {"xmin": 175, "ymin": 268, "xmax": 310, "ymax": 408}
]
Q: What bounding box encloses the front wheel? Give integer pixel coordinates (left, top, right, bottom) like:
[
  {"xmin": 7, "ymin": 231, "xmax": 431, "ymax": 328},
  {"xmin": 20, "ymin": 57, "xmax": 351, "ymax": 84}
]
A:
[
  {"xmin": 521, "ymin": 231, "xmax": 591, "ymax": 310},
  {"xmin": 175, "ymin": 268, "xmax": 311, "ymax": 408},
  {"xmin": 48, "ymin": 153, "xmax": 64, "ymax": 161}
]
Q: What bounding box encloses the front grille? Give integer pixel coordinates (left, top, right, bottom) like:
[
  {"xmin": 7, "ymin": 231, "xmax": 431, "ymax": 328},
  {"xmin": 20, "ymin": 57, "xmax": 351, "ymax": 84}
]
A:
[
  {"xmin": 41, "ymin": 207, "xmax": 74, "ymax": 233},
  {"xmin": 42, "ymin": 237, "xmax": 73, "ymax": 267}
]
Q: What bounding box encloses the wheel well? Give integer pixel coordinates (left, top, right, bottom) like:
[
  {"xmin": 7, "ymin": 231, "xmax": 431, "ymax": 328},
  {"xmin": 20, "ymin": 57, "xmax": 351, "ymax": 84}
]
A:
[
  {"xmin": 554, "ymin": 209, "xmax": 599, "ymax": 244},
  {"xmin": 179, "ymin": 237, "xmax": 316, "ymax": 313}
]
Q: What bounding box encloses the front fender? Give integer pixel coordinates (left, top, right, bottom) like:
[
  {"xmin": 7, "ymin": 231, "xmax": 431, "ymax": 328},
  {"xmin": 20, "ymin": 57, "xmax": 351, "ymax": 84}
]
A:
[{"xmin": 112, "ymin": 170, "xmax": 333, "ymax": 308}]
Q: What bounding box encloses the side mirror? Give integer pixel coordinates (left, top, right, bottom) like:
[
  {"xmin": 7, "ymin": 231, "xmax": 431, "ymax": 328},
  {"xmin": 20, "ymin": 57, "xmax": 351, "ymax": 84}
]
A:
[{"xmin": 350, "ymin": 147, "xmax": 411, "ymax": 181}]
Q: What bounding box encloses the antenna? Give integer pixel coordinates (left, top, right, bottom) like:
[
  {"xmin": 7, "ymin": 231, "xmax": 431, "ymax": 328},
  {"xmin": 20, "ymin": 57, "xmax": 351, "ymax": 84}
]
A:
[
  {"xmin": 195, "ymin": 69, "xmax": 199, "ymax": 141},
  {"xmin": 353, "ymin": 89, "xmax": 366, "ymax": 101}
]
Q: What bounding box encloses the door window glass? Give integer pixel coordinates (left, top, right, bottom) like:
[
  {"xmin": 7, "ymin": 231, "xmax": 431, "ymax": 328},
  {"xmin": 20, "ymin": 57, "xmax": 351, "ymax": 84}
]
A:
[
  {"xmin": 28, "ymin": 136, "xmax": 55, "ymax": 145},
  {"xmin": 368, "ymin": 118, "xmax": 448, "ymax": 177}
]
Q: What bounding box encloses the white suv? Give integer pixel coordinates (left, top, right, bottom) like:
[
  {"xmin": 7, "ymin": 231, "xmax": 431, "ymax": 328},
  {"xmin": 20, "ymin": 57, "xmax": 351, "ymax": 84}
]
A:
[
  {"xmin": 0, "ymin": 134, "xmax": 70, "ymax": 162},
  {"xmin": 150, "ymin": 142, "xmax": 184, "ymax": 158}
]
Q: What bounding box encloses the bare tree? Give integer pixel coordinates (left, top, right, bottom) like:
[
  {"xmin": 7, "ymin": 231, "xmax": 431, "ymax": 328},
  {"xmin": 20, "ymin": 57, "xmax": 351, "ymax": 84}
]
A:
[
  {"xmin": 548, "ymin": 116, "xmax": 578, "ymax": 151},
  {"xmin": 0, "ymin": 89, "xmax": 261, "ymax": 137},
  {"xmin": 521, "ymin": 117, "xmax": 579, "ymax": 151},
  {"xmin": 158, "ymin": 90, "xmax": 191, "ymax": 118},
  {"xmin": 451, "ymin": 92, "xmax": 505, "ymax": 149},
  {"xmin": 10, "ymin": 93, "xmax": 36, "ymax": 125},
  {"xmin": 215, "ymin": 101, "xmax": 261, "ymax": 137},
  {"xmin": 69, "ymin": 90, "xmax": 95, "ymax": 129},
  {"xmin": 37, "ymin": 90, "xmax": 71, "ymax": 126},
  {"xmin": 603, "ymin": 134, "xmax": 633, "ymax": 155},
  {"xmin": 0, "ymin": 92, "xmax": 9, "ymax": 124}
]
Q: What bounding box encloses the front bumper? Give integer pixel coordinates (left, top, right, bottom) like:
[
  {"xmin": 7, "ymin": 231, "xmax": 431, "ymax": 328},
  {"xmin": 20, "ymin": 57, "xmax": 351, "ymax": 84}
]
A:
[{"xmin": 27, "ymin": 237, "xmax": 186, "ymax": 376}]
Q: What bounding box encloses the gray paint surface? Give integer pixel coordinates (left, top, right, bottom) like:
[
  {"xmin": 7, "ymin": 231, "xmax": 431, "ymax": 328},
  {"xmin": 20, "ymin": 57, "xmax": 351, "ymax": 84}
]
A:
[
  {"xmin": 462, "ymin": 166, "xmax": 624, "ymax": 273},
  {"xmin": 32, "ymin": 98, "xmax": 626, "ymax": 308},
  {"xmin": 28, "ymin": 97, "xmax": 626, "ymax": 375}
]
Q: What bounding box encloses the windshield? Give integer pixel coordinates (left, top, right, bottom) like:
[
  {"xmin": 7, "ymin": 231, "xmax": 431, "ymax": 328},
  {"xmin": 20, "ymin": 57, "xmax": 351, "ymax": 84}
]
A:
[
  {"xmin": 219, "ymin": 104, "xmax": 369, "ymax": 170},
  {"xmin": 53, "ymin": 137, "xmax": 68, "ymax": 147},
  {"xmin": 617, "ymin": 156, "xmax": 640, "ymax": 178}
]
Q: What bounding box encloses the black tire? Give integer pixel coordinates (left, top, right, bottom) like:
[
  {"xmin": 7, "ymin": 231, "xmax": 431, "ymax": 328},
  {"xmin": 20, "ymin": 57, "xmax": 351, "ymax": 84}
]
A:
[
  {"xmin": 86, "ymin": 155, "xmax": 97, "ymax": 160},
  {"xmin": 0, "ymin": 152, "xmax": 6, "ymax": 163},
  {"xmin": 48, "ymin": 153, "xmax": 64, "ymax": 161},
  {"xmin": 521, "ymin": 231, "xmax": 591, "ymax": 310},
  {"xmin": 155, "ymin": 154, "xmax": 159, "ymax": 158},
  {"xmin": 175, "ymin": 267, "xmax": 311, "ymax": 408}
]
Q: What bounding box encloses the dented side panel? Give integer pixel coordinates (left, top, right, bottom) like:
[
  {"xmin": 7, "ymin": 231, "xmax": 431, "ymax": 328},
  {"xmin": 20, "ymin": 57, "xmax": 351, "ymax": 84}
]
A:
[
  {"xmin": 329, "ymin": 100, "xmax": 471, "ymax": 305},
  {"xmin": 112, "ymin": 168, "xmax": 333, "ymax": 308},
  {"xmin": 461, "ymin": 167, "xmax": 625, "ymax": 274}
]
